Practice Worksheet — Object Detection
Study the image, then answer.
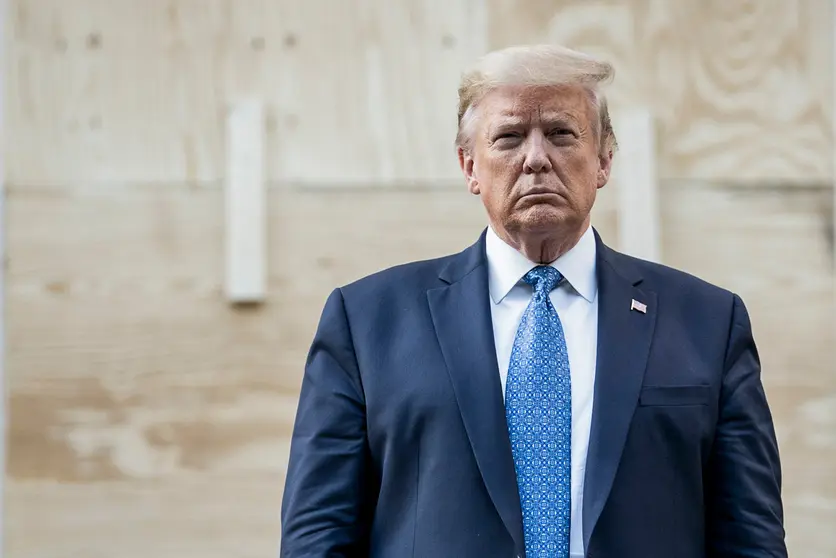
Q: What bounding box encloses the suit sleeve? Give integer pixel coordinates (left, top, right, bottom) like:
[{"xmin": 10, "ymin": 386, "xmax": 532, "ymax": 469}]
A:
[
  {"xmin": 280, "ymin": 288, "xmax": 375, "ymax": 557},
  {"xmin": 706, "ymin": 293, "xmax": 787, "ymax": 557}
]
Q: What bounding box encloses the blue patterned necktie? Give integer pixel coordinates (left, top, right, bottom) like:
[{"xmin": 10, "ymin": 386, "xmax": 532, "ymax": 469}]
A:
[{"xmin": 505, "ymin": 265, "xmax": 572, "ymax": 558}]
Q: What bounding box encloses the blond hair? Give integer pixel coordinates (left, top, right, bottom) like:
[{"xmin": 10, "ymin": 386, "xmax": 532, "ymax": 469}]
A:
[{"xmin": 456, "ymin": 44, "xmax": 617, "ymax": 156}]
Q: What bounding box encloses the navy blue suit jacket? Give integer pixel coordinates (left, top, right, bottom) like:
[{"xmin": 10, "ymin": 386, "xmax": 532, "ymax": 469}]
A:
[{"xmin": 280, "ymin": 229, "xmax": 786, "ymax": 558}]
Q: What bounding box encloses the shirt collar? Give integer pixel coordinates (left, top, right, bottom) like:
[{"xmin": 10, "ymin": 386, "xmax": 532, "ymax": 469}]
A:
[{"xmin": 485, "ymin": 224, "xmax": 598, "ymax": 304}]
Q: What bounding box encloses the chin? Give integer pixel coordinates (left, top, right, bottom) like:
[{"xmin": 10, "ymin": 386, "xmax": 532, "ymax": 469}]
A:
[{"xmin": 516, "ymin": 204, "xmax": 570, "ymax": 232}]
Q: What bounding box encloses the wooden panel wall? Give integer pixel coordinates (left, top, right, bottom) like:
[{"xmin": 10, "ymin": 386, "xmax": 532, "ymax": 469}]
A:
[
  {"xmin": 490, "ymin": 0, "xmax": 834, "ymax": 183},
  {"xmin": 4, "ymin": 1, "xmax": 835, "ymax": 557},
  {"xmin": 6, "ymin": 0, "xmax": 833, "ymax": 187},
  {"xmin": 7, "ymin": 0, "xmax": 489, "ymax": 186}
]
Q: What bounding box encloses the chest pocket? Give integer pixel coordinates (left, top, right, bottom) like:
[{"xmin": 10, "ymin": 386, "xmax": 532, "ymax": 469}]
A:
[{"xmin": 638, "ymin": 385, "xmax": 710, "ymax": 406}]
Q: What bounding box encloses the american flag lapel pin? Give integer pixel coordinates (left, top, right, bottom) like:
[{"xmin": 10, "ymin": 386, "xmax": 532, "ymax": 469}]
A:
[{"xmin": 631, "ymin": 299, "xmax": 647, "ymax": 314}]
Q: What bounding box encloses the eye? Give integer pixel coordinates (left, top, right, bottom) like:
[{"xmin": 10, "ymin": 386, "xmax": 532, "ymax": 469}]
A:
[
  {"xmin": 549, "ymin": 128, "xmax": 574, "ymax": 137},
  {"xmin": 491, "ymin": 132, "xmax": 523, "ymax": 147}
]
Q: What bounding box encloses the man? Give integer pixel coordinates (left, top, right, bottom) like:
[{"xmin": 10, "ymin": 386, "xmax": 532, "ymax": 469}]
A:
[{"xmin": 280, "ymin": 44, "xmax": 787, "ymax": 558}]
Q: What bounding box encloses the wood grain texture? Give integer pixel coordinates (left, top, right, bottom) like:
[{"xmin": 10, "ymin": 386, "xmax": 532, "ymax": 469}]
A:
[
  {"xmin": 7, "ymin": 474, "xmax": 287, "ymax": 558},
  {"xmin": 6, "ymin": 0, "xmax": 488, "ymax": 186},
  {"xmin": 7, "ymin": 0, "xmax": 227, "ymax": 185},
  {"xmin": 637, "ymin": 0, "xmax": 834, "ymax": 183},
  {"xmin": 487, "ymin": 0, "xmax": 642, "ymax": 111},
  {"xmin": 487, "ymin": 0, "xmax": 833, "ymax": 183}
]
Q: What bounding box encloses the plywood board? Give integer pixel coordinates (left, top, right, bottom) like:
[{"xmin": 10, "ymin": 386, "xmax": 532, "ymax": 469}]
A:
[
  {"xmin": 8, "ymin": 0, "xmax": 833, "ymax": 186},
  {"xmin": 6, "ymin": 0, "xmax": 228, "ymax": 185},
  {"xmin": 487, "ymin": 0, "xmax": 643, "ymax": 112},
  {"xmin": 6, "ymin": 475, "xmax": 287, "ymax": 558},
  {"xmin": 6, "ymin": 0, "xmax": 488, "ymax": 186},
  {"xmin": 487, "ymin": 0, "xmax": 834, "ymax": 183},
  {"xmin": 637, "ymin": 0, "xmax": 834, "ymax": 183}
]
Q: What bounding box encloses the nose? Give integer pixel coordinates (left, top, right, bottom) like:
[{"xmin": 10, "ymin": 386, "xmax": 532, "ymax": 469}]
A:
[{"xmin": 522, "ymin": 132, "xmax": 552, "ymax": 174}]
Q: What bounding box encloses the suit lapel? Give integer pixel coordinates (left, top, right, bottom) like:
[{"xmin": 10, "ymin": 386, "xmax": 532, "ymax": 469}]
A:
[
  {"xmin": 582, "ymin": 234, "xmax": 657, "ymax": 549},
  {"xmin": 427, "ymin": 231, "xmax": 526, "ymax": 553},
  {"xmin": 426, "ymin": 229, "xmax": 657, "ymax": 554}
]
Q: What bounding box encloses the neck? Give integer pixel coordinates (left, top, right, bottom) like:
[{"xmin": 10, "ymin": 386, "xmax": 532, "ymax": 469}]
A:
[{"xmin": 497, "ymin": 221, "xmax": 589, "ymax": 264}]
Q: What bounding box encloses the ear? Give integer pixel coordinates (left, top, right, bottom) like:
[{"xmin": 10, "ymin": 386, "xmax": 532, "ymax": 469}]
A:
[
  {"xmin": 597, "ymin": 149, "xmax": 613, "ymax": 189},
  {"xmin": 457, "ymin": 146, "xmax": 480, "ymax": 195}
]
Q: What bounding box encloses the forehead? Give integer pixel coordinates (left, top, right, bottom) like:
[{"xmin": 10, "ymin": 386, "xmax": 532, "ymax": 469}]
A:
[{"xmin": 478, "ymin": 84, "xmax": 593, "ymax": 123}]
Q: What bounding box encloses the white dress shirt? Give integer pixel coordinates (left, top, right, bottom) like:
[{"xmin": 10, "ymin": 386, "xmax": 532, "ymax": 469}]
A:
[{"xmin": 485, "ymin": 224, "xmax": 598, "ymax": 558}]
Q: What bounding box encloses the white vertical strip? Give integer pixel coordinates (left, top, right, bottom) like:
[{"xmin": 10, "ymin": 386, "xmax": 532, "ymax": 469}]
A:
[
  {"xmin": 364, "ymin": 45, "xmax": 395, "ymax": 182},
  {"xmin": 225, "ymin": 99, "xmax": 266, "ymax": 304},
  {"xmin": 612, "ymin": 107, "xmax": 661, "ymax": 263}
]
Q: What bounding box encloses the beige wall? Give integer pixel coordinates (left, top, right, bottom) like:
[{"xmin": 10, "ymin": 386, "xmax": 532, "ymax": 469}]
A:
[{"xmin": 5, "ymin": 1, "xmax": 835, "ymax": 557}]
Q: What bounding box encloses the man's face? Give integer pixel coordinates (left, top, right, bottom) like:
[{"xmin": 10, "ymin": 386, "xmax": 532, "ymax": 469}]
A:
[{"xmin": 459, "ymin": 84, "xmax": 612, "ymax": 243}]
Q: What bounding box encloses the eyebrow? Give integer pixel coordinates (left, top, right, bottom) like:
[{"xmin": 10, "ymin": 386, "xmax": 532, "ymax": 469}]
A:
[
  {"xmin": 490, "ymin": 114, "xmax": 579, "ymax": 131},
  {"xmin": 540, "ymin": 109, "xmax": 580, "ymax": 123},
  {"xmin": 490, "ymin": 118, "xmax": 526, "ymax": 129}
]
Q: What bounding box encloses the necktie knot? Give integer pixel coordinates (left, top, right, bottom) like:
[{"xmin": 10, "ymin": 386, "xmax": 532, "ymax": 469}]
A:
[{"xmin": 523, "ymin": 265, "xmax": 563, "ymax": 296}]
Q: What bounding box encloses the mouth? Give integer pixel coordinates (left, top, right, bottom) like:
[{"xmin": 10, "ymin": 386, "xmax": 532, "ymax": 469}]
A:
[{"xmin": 518, "ymin": 188, "xmax": 563, "ymax": 202}]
